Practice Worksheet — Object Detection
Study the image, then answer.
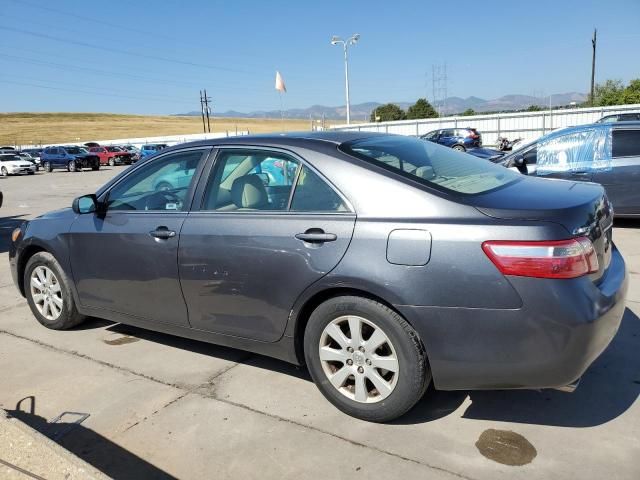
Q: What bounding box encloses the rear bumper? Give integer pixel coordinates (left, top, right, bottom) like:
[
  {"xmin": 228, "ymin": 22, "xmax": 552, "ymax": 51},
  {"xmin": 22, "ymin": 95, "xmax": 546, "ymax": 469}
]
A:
[{"xmin": 397, "ymin": 245, "xmax": 628, "ymax": 391}]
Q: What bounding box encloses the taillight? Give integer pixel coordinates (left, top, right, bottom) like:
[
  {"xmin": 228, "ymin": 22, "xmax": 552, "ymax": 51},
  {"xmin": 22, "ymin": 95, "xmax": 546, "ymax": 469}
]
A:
[{"xmin": 482, "ymin": 238, "xmax": 599, "ymax": 279}]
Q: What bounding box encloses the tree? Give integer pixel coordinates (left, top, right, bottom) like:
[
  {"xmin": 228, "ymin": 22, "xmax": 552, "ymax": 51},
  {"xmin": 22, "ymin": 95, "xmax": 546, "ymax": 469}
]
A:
[
  {"xmin": 622, "ymin": 79, "xmax": 640, "ymax": 104},
  {"xmin": 592, "ymin": 79, "xmax": 625, "ymax": 106},
  {"xmin": 406, "ymin": 98, "xmax": 438, "ymax": 119},
  {"xmin": 526, "ymin": 105, "xmax": 543, "ymax": 112},
  {"xmin": 370, "ymin": 103, "xmax": 406, "ymax": 122},
  {"xmin": 461, "ymin": 108, "xmax": 475, "ymax": 116}
]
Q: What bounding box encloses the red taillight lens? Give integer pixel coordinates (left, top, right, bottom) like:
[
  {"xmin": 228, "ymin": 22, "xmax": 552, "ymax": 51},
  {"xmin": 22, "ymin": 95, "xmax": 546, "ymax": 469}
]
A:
[{"xmin": 482, "ymin": 238, "xmax": 599, "ymax": 279}]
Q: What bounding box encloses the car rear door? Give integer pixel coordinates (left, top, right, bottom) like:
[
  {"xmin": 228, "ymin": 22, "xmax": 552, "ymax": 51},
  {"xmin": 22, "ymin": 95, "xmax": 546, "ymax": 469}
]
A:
[
  {"xmin": 592, "ymin": 126, "xmax": 640, "ymax": 214},
  {"xmin": 178, "ymin": 147, "xmax": 356, "ymax": 342},
  {"xmin": 68, "ymin": 147, "xmax": 209, "ymax": 326}
]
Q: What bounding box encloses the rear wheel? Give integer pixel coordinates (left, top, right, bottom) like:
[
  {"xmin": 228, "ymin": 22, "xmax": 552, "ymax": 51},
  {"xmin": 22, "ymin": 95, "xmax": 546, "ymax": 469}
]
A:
[
  {"xmin": 452, "ymin": 144, "xmax": 466, "ymax": 152},
  {"xmin": 1, "ymin": 167, "xmax": 8, "ymax": 176},
  {"xmin": 44, "ymin": 162, "xmax": 53, "ymax": 172},
  {"xmin": 304, "ymin": 296, "xmax": 430, "ymax": 422},
  {"xmin": 68, "ymin": 160, "xmax": 77, "ymax": 172},
  {"xmin": 108, "ymin": 157, "xmax": 115, "ymax": 167},
  {"xmin": 24, "ymin": 252, "xmax": 85, "ymax": 330}
]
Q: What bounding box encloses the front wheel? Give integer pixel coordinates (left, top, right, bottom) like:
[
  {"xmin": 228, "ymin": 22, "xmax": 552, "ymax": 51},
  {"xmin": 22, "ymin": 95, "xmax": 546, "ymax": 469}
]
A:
[
  {"xmin": 24, "ymin": 252, "xmax": 85, "ymax": 330},
  {"xmin": 44, "ymin": 162, "xmax": 52, "ymax": 172},
  {"xmin": 452, "ymin": 144, "xmax": 466, "ymax": 152},
  {"xmin": 304, "ymin": 296, "xmax": 430, "ymax": 422},
  {"xmin": 68, "ymin": 160, "xmax": 77, "ymax": 172},
  {"xmin": 1, "ymin": 167, "xmax": 8, "ymax": 176},
  {"xmin": 108, "ymin": 157, "xmax": 115, "ymax": 167}
]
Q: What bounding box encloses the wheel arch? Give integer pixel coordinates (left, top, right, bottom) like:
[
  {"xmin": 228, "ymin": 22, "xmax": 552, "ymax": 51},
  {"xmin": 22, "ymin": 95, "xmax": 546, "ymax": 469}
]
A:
[
  {"xmin": 17, "ymin": 244, "xmax": 48, "ymax": 296},
  {"xmin": 291, "ymin": 286, "xmax": 425, "ymax": 366}
]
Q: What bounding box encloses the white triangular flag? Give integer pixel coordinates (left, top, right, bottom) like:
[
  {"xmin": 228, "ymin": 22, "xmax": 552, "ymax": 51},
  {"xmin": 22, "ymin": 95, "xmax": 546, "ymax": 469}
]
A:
[{"xmin": 275, "ymin": 71, "xmax": 286, "ymax": 93}]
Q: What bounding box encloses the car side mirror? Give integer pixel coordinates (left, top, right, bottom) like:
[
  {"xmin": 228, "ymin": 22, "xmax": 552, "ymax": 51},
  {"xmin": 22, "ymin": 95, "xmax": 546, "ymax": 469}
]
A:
[
  {"xmin": 513, "ymin": 155, "xmax": 525, "ymax": 167},
  {"xmin": 72, "ymin": 194, "xmax": 98, "ymax": 214}
]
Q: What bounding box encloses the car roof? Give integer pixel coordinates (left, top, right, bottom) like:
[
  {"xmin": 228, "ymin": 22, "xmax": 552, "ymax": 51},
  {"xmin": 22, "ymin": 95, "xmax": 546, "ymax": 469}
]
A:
[{"xmin": 161, "ymin": 130, "xmax": 390, "ymax": 152}]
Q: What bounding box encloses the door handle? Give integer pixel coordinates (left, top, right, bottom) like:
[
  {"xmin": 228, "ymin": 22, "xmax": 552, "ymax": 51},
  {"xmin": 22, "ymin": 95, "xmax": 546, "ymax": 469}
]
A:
[
  {"xmin": 295, "ymin": 230, "xmax": 337, "ymax": 243},
  {"xmin": 149, "ymin": 226, "xmax": 176, "ymax": 239}
]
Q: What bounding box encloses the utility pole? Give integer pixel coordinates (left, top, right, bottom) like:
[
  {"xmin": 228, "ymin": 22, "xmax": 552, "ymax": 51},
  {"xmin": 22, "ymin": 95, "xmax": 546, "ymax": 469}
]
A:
[
  {"xmin": 199, "ymin": 90, "xmax": 206, "ymax": 133},
  {"xmin": 590, "ymin": 28, "xmax": 597, "ymax": 106},
  {"xmin": 204, "ymin": 89, "xmax": 212, "ymax": 133}
]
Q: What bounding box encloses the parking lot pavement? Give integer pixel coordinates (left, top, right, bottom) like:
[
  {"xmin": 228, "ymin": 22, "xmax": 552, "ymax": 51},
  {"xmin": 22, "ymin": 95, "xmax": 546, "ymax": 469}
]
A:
[{"xmin": 1, "ymin": 169, "xmax": 639, "ymax": 479}]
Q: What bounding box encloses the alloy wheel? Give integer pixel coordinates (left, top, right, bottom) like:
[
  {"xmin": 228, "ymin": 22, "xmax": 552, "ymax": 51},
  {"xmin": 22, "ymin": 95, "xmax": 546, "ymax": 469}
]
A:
[
  {"xmin": 30, "ymin": 266, "xmax": 63, "ymax": 321},
  {"xmin": 319, "ymin": 315, "xmax": 399, "ymax": 403}
]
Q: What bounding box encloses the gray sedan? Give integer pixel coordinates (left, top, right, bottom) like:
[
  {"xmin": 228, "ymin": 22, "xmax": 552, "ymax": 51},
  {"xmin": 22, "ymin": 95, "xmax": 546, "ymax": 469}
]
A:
[{"xmin": 9, "ymin": 132, "xmax": 627, "ymax": 422}]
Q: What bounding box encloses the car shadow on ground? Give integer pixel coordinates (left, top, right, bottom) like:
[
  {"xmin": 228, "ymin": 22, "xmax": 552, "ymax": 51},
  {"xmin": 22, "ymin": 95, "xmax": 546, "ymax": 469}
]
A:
[
  {"xmin": 614, "ymin": 218, "xmax": 640, "ymax": 229},
  {"xmin": 0, "ymin": 214, "xmax": 27, "ymax": 254},
  {"xmin": 91, "ymin": 307, "xmax": 640, "ymax": 429},
  {"xmin": 396, "ymin": 307, "xmax": 640, "ymax": 427},
  {"xmin": 5, "ymin": 396, "xmax": 176, "ymax": 479}
]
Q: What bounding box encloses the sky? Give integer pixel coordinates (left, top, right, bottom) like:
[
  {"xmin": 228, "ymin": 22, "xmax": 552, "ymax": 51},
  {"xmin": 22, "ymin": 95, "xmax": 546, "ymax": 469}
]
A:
[{"xmin": 0, "ymin": 0, "xmax": 639, "ymax": 115}]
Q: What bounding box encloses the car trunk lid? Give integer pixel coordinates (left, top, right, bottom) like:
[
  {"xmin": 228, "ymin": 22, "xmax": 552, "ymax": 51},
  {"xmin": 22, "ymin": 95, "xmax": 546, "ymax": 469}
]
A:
[{"xmin": 471, "ymin": 176, "xmax": 614, "ymax": 282}]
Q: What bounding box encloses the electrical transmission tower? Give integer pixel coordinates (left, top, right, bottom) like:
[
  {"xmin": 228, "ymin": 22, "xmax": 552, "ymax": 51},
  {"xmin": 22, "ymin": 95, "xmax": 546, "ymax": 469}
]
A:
[
  {"xmin": 432, "ymin": 63, "xmax": 448, "ymax": 117},
  {"xmin": 199, "ymin": 89, "xmax": 212, "ymax": 133}
]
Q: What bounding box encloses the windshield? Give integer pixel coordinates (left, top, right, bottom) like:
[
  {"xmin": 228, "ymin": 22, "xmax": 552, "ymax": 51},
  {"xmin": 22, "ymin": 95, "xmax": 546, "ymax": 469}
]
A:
[
  {"xmin": 65, "ymin": 147, "xmax": 87, "ymax": 154},
  {"xmin": 106, "ymin": 146, "xmax": 122, "ymax": 152},
  {"xmin": 0, "ymin": 155, "xmax": 21, "ymax": 161},
  {"xmin": 341, "ymin": 135, "xmax": 520, "ymax": 195}
]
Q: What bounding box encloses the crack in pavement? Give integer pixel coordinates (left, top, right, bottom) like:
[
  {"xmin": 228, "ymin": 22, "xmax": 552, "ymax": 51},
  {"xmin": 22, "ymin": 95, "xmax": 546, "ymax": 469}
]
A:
[{"xmin": 0, "ymin": 330, "xmax": 476, "ymax": 480}]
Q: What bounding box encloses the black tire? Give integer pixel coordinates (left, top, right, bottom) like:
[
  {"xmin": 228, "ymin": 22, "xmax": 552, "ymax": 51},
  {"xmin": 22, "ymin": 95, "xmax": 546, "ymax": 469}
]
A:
[
  {"xmin": 24, "ymin": 252, "xmax": 85, "ymax": 330},
  {"xmin": 304, "ymin": 296, "xmax": 430, "ymax": 422},
  {"xmin": 452, "ymin": 144, "xmax": 466, "ymax": 152},
  {"xmin": 92, "ymin": 162, "xmax": 100, "ymax": 171},
  {"xmin": 28, "ymin": 171, "xmax": 35, "ymax": 175},
  {"xmin": 108, "ymin": 157, "xmax": 115, "ymax": 167},
  {"xmin": 44, "ymin": 162, "xmax": 53, "ymax": 172}
]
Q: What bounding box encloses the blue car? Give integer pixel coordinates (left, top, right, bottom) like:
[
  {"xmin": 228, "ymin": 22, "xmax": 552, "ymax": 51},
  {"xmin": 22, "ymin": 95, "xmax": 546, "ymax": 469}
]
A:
[
  {"xmin": 40, "ymin": 146, "xmax": 100, "ymax": 172},
  {"xmin": 421, "ymin": 127, "xmax": 482, "ymax": 151},
  {"xmin": 499, "ymin": 121, "xmax": 640, "ymax": 216},
  {"xmin": 140, "ymin": 144, "xmax": 169, "ymax": 158}
]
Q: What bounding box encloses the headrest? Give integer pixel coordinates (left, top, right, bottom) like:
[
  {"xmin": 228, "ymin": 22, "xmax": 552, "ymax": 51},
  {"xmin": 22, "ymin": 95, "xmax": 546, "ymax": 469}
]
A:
[{"xmin": 231, "ymin": 174, "xmax": 268, "ymax": 209}]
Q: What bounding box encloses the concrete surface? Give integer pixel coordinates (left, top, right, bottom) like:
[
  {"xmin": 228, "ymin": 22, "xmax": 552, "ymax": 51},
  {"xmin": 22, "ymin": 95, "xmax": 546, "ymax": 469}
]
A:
[
  {"xmin": 0, "ymin": 168, "xmax": 639, "ymax": 480},
  {"xmin": 0, "ymin": 408, "xmax": 109, "ymax": 480}
]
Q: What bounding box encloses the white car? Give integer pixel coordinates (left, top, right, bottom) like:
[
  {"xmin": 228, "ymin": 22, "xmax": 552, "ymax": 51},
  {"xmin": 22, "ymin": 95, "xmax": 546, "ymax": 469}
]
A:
[{"xmin": 0, "ymin": 154, "xmax": 36, "ymax": 176}]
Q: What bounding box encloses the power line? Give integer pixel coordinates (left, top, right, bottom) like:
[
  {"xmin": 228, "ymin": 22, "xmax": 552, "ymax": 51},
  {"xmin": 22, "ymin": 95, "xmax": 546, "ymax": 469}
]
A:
[{"xmin": 0, "ymin": 25, "xmax": 253, "ymax": 74}]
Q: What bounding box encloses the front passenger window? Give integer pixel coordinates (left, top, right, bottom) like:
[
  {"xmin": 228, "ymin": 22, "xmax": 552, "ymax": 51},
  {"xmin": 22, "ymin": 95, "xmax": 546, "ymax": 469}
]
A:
[{"xmin": 107, "ymin": 150, "xmax": 203, "ymax": 211}]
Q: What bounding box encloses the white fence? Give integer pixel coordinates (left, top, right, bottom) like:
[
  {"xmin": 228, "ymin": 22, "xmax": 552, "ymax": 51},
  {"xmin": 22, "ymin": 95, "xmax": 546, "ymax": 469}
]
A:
[
  {"xmin": 17, "ymin": 131, "xmax": 250, "ymax": 150},
  {"xmin": 331, "ymin": 104, "xmax": 640, "ymax": 147}
]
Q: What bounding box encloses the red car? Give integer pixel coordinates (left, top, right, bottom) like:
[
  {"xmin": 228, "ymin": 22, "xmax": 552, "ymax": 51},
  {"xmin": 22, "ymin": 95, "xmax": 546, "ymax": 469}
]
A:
[{"xmin": 88, "ymin": 146, "xmax": 133, "ymax": 166}]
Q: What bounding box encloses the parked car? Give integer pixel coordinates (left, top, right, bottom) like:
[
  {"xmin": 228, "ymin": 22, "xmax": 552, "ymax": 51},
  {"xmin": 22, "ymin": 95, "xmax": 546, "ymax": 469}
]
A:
[
  {"xmin": 596, "ymin": 112, "xmax": 640, "ymax": 123},
  {"xmin": 0, "ymin": 189, "xmax": 3, "ymax": 209},
  {"xmin": 464, "ymin": 147, "xmax": 505, "ymax": 161},
  {"xmin": 88, "ymin": 146, "xmax": 133, "ymax": 166},
  {"xmin": 0, "ymin": 153, "xmax": 36, "ymax": 175},
  {"xmin": 40, "ymin": 146, "xmax": 100, "ymax": 172},
  {"xmin": 22, "ymin": 148, "xmax": 43, "ymax": 162},
  {"xmin": 498, "ymin": 121, "xmax": 640, "ymax": 216},
  {"xmin": 9, "ymin": 132, "xmax": 627, "ymax": 422},
  {"xmin": 17, "ymin": 151, "xmax": 41, "ymax": 171},
  {"xmin": 83, "ymin": 142, "xmax": 100, "ymax": 148},
  {"xmin": 140, "ymin": 144, "xmax": 168, "ymax": 158},
  {"xmin": 120, "ymin": 145, "xmax": 141, "ymax": 162},
  {"xmin": 421, "ymin": 127, "xmax": 482, "ymax": 151}
]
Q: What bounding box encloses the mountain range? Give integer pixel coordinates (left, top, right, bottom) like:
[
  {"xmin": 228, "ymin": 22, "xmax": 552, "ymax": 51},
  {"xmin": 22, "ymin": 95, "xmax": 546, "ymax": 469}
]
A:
[{"xmin": 176, "ymin": 92, "xmax": 587, "ymax": 121}]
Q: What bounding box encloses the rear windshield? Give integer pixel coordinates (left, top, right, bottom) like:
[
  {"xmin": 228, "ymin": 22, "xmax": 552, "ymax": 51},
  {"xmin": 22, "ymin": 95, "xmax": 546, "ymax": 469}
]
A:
[{"xmin": 341, "ymin": 135, "xmax": 519, "ymax": 195}]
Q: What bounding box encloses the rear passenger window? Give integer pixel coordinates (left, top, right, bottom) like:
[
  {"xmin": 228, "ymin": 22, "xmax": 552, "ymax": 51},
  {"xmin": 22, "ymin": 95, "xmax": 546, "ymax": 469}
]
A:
[
  {"xmin": 290, "ymin": 166, "xmax": 347, "ymax": 212},
  {"xmin": 612, "ymin": 130, "xmax": 640, "ymax": 158}
]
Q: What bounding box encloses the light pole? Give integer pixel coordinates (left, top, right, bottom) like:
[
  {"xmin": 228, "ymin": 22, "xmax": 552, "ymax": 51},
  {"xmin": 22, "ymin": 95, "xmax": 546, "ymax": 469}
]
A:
[{"xmin": 331, "ymin": 34, "xmax": 360, "ymax": 124}]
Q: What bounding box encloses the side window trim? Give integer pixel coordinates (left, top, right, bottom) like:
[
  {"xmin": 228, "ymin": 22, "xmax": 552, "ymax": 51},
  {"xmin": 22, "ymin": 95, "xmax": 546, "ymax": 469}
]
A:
[
  {"xmin": 99, "ymin": 147, "xmax": 211, "ymax": 212},
  {"xmin": 196, "ymin": 145, "xmax": 354, "ymax": 214}
]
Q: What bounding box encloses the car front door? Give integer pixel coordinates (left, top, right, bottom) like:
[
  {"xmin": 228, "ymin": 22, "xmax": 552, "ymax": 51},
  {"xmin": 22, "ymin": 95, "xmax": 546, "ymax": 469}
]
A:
[
  {"xmin": 68, "ymin": 148, "xmax": 209, "ymax": 326},
  {"xmin": 438, "ymin": 129, "xmax": 455, "ymax": 147},
  {"xmin": 178, "ymin": 147, "xmax": 356, "ymax": 342},
  {"xmin": 532, "ymin": 129, "xmax": 600, "ymax": 183},
  {"xmin": 592, "ymin": 127, "xmax": 640, "ymax": 215}
]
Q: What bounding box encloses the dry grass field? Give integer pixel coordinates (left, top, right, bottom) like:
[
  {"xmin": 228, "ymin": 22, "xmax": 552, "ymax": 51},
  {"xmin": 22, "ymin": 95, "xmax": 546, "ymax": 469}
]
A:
[{"xmin": 0, "ymin": 113, "xmax": 311, "ymax": 146}]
